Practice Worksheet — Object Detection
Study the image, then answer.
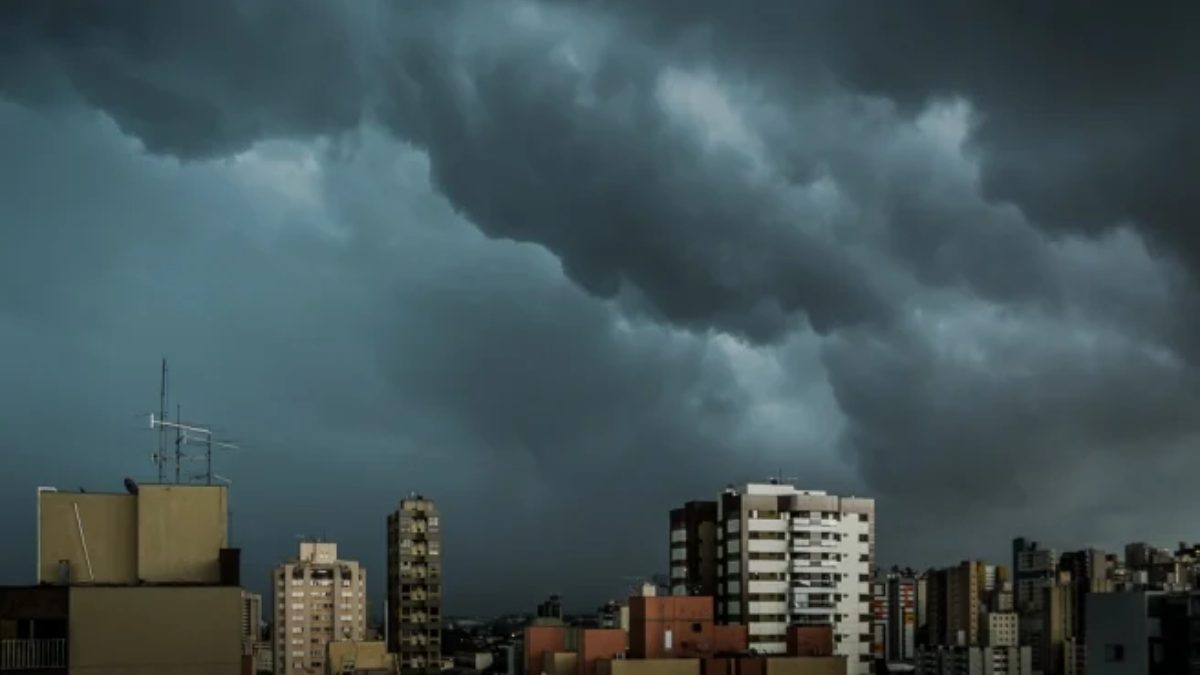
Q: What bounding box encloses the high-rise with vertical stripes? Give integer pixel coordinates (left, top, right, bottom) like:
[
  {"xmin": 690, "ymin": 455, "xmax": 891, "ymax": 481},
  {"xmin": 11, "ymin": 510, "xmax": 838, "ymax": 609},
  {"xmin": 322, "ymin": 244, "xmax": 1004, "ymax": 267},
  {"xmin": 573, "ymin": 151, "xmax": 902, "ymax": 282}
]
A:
[
  {"xmin": 672, "ymin": 482, "xmax": 875, "ymax": 675},
  {"xmin": 387, "ymin": 494, "xmax": 443, "ymax": 675}
]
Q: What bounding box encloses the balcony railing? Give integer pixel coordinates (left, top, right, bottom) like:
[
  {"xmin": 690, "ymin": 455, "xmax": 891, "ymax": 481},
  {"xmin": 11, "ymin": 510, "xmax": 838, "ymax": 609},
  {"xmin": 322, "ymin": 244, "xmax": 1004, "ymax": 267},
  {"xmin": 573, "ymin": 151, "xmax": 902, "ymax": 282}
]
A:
[{"xmin": 1, "ymin": 639, "xmax": 67, "ymax": 670}]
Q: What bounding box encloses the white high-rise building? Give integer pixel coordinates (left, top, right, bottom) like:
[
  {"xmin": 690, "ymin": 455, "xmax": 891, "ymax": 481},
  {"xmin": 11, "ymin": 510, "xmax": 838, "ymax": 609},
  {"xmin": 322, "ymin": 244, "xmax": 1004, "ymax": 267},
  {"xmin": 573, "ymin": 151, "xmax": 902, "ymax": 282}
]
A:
[{"xmin": 717, "ymin": 482, "xmax": 875, "ymax": 675}]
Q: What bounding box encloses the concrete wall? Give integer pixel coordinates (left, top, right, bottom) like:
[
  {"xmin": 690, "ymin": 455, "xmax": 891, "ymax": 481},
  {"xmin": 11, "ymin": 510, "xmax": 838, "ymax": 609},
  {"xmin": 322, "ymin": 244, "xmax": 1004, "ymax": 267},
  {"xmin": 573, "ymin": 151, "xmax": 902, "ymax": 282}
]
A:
[
  {"xmin": 543, "ymin": 652, "xmax": 579, "ymax": 675},
  {"xmin": 629, "ymin": 596, "xmax": 716, "ymax": 659},
  {"xmin": 526, "ymin": 626, "xmax": 568, "ymax": 675},
  {"xmin": 786, "ymin": 626, "xmax": 832, "ymax": 657},
  {"xmin": 39, "ymin": 493, "xmax": 137, "ymax": 584},
  {"xmin": 579, "ymin": 630, "xmax": 627, "ymax": 675},
  {"xmin": 39, "ymin": 486, "xmax": 227, "ymax": 585},
  {"xmin": 326, "ymin": 641, "xmax": 396, "ymax": 674},
  {"xmin": 69, "ymin": 585, "xmax": 241, "ymax": 675},
  {"xmin": 598, "ymin": 659, "xmax": 699, "ymax": 675},
  {"xmin": 764, "ymin": 657, "xmax": 846, "ymax": 675},
  {"xmin": 136, "ymin": 485, "xmax": 227, "ymax": 583},
  {"xmin": 1085, "ymin": 592, "xmax": 1149, "ymax": 675}
]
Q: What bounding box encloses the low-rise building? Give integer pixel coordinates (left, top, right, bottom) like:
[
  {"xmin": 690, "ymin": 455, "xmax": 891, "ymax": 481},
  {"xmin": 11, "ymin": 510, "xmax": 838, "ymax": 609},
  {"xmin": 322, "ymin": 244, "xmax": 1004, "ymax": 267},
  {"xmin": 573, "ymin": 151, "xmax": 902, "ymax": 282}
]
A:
[{"xmin": 1, "ymin": 483, "xmax": 244, "ymax": 675}]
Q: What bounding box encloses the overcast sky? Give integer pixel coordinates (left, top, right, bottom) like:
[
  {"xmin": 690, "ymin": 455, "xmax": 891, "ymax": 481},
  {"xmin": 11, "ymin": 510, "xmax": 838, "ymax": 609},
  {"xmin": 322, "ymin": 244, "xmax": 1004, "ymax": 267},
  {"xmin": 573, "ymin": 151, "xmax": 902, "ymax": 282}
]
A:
[{"xmin": 2, "ymin": 1, "xmax": 1199, "ymax": 616}]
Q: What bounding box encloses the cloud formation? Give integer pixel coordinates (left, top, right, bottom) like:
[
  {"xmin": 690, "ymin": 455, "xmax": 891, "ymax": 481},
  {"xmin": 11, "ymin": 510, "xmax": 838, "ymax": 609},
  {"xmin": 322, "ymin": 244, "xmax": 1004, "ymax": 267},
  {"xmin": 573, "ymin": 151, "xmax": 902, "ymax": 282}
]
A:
[{"xmin": 2, "ymin": 0, "xmax": 1199, "ymax": 611}]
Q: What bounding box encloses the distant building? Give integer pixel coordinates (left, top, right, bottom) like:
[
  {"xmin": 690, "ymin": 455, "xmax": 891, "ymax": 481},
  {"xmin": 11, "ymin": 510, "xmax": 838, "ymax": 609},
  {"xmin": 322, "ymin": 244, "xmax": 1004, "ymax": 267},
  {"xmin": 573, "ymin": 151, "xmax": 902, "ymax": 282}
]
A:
[
  {"xmin": 388, "ymin": 494, "xmax": 443, "ymax": 675},
  {"xmin": 885, "ymin": 571, "xmax": 919, "ymax": 662},
  {"xmin": 538, "ymin": 596, "xmax": 565, "ymax": 623},
  {"xmin": 527, "ymin": 592, "xmax": 846, "ymax": 675},
  {"xmin": 1016, "ymin": 572, "xmax": 1075, "ymax": 675},
  {"xmin": 983, "ymin": 613, "xmax": 1017, "ymax": 648},
  {"xmin": 916, "ymin": 645, "xmax": 1032, "ymax": 675},
  {"xmin": 254, "ymin": 640, "xmax": 275, "ymax": 674},
  {"xmin": 1012, "ymin": 539, "xmax": 1056, "ymax": 614},
  {"xmin": 872, "ymin": 579, "xmax": 888, "ymax": 661},
  {"xmin": 273, "ymin": 541, "xmax": 368, "ymax": 675},
  {"xmin": 0, "ymin": 483, "xmax": 243, "ymax": 675},
  {"xmin": 923, "ymin": 561, "xmax": 1008, "ymax": 648},
  {"xmin": 716, "ymin": 482, "xmax": 874, "ymax": 675},
  {"xmin": 1057, "ymin": 549, "xmax": 1112, "ymax": 674},
  {"xmin": 669, "ymin": 501, "xmax": 719, "ymax": 597}
]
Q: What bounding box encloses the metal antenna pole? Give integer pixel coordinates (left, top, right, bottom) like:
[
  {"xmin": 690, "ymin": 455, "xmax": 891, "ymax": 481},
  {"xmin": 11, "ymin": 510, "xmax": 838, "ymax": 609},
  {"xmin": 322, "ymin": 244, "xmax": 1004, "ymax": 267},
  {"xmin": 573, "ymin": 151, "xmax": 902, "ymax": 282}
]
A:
[
  {"xmin": 206, "ymin": 434, "xmax": 213, "ymax": 486},
  {"xmin": 175, "ymin": 404, "xmax": 182, "ymax": 484},
  {"xmin": 158, "ymin": 359, "xmax": 167, "ymax": 483}
]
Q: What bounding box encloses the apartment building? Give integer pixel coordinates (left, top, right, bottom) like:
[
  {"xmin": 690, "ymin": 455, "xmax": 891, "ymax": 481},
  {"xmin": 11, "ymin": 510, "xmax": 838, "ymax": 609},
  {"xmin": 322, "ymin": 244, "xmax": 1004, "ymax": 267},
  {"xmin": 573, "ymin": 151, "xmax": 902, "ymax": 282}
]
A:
[
  {"xmin": 387, "ymin": 494, "xmax": 442, "ymax": 675},
  {"xmin": 1012, "ymin": 539, "xmax": 1057, "ymax": 613},
  {"xmin": 669, "ymin": 501, "xmax": 719, "ymax": 597},
  {"xmin": 716, "ymin": 482, "xmax": 874, "ymax": 675},
  {"xmin": 273, "ymin": 542, "xmax": 368, "ymax": 675},
  {"xmin": 984, "ymin": 613, "xmax": 1018, "ymax": 648}
]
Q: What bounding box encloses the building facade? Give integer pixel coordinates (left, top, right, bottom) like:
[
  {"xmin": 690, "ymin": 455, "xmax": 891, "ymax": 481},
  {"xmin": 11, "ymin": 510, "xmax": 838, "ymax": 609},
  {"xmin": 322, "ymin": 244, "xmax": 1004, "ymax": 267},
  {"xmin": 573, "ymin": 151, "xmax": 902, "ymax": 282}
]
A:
[
  {"xmin": 716, "ymin": 482, "xmax": 874, "ymax": 675},
  {"xmin": 1012, "ymin": 539, "xmax": 1057, "ymax": 614},
  {"xmin": 917, "ymin": 645, "xmax": 1033, "ymax": 675},
  {"xmin": 886, "ymin": 572, "xmax": 919, "ymax": 661},
  {"xmin": 272, "ymin": 542, "xmax": 368, "ymax": 675},
  {"xmin": 924, "ymin": 561, "xmax": 1008, "ymax": 648},
  {"xmin": 387, "ymin": 494, "xmax": 442, "ymax": 675},
  {"xmin": 669, "ymin": 501, "xmax": 719, "ymax": 597}
]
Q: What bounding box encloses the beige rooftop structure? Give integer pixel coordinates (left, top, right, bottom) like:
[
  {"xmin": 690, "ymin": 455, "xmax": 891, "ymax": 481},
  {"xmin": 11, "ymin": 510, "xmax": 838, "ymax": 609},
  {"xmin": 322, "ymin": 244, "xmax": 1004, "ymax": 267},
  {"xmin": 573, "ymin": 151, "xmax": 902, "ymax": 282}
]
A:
[
  {"xmin": 37, "ymin": 484, "xmax": 229, "ymax": 585},
  {"xmin": 11, "ymin": 483, "xmax": 244, "ymax": 675}
]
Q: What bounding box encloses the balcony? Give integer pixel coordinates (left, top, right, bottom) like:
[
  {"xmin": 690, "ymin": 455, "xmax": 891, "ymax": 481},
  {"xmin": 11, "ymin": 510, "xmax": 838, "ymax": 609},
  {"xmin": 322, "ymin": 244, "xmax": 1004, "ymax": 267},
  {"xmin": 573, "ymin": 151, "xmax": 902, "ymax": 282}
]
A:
[{"xmin": 0, "ymin": 639, "xmax": 67, "ymax": 671}]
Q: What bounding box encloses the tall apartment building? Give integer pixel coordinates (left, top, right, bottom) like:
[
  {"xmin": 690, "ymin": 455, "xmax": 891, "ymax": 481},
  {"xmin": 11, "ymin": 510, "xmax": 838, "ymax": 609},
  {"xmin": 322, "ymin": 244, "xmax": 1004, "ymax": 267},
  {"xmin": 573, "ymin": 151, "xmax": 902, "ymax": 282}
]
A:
[
  {"xmin": 1059, "ymin": 548, "xmax": 1111, "ymax": 674},
  {"xmin": 1013, "ymin": 539, "xmax": 1057, "ymax": 613},
  {"xmin": 387, "ymin": 494, "xmax": 442, "ymax": 675},
  {"xmin": 716, "ymin": 482, "xmax": 875, "ymax": 675},
  {"xmin": 272, "ymin": 542, "xmax": 368, "ymax": 675},
  {"xmin": 242, "ymin": 590, "xmax": 263, "ymax": 643},
  {"xmin": 886, "ymin": 571, "xmax": 919, "ymax": 661},
  {"xmin": 669, "ymin": 501, "xmax": 718, "ymax": 596},
  {"xmin": 1017, "ymin": 572, "xmax": 1076, "ymax": 675},
  {"xmin": 923, "ymin": 561, "xmax": 1009, "ymax": 648}
]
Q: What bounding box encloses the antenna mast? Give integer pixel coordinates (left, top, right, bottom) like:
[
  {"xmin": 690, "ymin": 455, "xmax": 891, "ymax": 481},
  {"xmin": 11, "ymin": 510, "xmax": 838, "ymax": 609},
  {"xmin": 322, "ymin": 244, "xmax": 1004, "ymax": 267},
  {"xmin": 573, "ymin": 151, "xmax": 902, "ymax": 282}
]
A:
[
  {"xmin": 175, "ymin": 404, "xmax": 182, "ymax": 484},
  {"xmin": 149, "ymin": 411, "xmax": 240, "ymax": 486},
  {"xmin": 157, "ymin": 359, "xmax": 168, "ymax": 483},
  {"xmin": 147, "ymin": 364, "xmax": 241, "ymax": 486}
]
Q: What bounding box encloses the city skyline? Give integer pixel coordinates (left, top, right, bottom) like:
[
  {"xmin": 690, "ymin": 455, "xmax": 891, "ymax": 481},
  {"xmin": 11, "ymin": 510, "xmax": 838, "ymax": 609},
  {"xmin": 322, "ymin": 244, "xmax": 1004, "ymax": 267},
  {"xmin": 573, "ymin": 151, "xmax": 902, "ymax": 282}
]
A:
[{"xmin": 4, "ymin": 0, "xmax": 1200, "ymax": 618}]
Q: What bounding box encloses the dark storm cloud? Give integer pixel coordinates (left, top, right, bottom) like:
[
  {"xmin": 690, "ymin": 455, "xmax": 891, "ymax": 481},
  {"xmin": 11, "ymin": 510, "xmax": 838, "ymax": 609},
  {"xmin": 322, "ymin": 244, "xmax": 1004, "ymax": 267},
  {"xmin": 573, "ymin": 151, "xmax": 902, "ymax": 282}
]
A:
[
  {"xmin": 3, "ymin": 0, "xmax": 1200, "ymax": 600},
  {"xmin": 615, "ymin": 0, "xmax": 1200, "ymax": 268},
  {"xmin": 0, "ymin": 0, "xmax": 375, "ymax": 156}
]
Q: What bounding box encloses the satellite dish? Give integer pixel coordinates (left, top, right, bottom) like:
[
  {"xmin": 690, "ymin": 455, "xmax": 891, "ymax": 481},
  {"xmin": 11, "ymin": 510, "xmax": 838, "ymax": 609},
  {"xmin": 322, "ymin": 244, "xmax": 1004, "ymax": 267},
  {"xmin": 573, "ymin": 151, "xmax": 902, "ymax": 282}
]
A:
[{"xmin": 124, "ymin": 477, "xmax": 140, "ymax": 495}]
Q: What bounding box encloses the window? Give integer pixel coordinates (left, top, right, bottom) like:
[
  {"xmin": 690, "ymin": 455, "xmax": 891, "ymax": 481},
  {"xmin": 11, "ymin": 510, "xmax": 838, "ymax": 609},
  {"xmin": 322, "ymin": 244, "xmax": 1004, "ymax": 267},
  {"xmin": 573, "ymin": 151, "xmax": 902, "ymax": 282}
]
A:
[
  {"xmin": 692, "ymin": 622, "xmax": 702, "ymax": 633},
  {"xmin": 1105, "ymin": 644, "xmax": 1125, "ymax": 662},
  {"xmin": 858, "ymin": 513, "xmax": 870, "ymax": 522},
  {"xmin": 858, "ymin": 534, "xmax": 869, "ymax": 542}
]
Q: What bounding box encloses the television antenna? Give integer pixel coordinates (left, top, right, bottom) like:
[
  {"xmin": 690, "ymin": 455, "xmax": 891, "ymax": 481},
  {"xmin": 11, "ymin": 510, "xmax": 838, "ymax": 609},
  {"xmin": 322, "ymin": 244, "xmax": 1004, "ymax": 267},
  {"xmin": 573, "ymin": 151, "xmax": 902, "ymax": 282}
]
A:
[{"xmin": 149, "ymin": 411, "xmax": 239, "ymax": 486}]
